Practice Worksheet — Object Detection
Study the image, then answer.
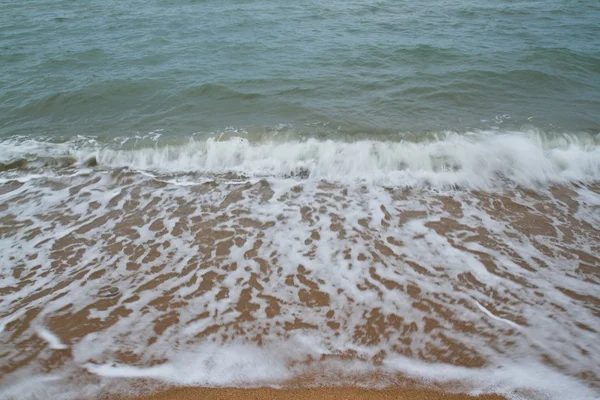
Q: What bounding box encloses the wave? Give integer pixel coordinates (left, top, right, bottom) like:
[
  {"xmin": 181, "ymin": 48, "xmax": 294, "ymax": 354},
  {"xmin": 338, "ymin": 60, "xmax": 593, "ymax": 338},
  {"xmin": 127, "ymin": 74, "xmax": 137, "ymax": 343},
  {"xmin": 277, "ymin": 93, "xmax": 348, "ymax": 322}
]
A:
[
  {"xmin": 10, "ymin": 82, "xmax": 264, "ymax": 119},
  {"xmin": 0, "ymin": 130, "xmax": 598, "ymax": 189}
]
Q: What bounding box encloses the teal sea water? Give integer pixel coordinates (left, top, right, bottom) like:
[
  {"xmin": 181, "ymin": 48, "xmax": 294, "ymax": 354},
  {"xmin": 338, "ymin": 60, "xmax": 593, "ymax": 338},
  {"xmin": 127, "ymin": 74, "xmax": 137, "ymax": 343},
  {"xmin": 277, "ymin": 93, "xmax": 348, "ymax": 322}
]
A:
[{"xmin": 1, "ymin": 0, "xmax": 599, "ymax": 142}]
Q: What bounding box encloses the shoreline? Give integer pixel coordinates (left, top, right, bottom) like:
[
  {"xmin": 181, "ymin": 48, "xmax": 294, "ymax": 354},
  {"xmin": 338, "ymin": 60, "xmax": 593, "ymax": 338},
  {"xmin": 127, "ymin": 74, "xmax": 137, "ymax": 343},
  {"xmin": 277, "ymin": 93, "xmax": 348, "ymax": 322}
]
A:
[{"xmin": 114, "ymin": 386, "xmax": 507, "ymax": 400}]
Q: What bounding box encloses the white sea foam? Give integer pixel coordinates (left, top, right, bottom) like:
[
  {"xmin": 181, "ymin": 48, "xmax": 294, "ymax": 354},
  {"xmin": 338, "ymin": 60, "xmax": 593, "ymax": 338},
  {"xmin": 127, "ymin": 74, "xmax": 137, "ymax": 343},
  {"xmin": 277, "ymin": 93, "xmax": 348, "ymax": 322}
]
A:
[
  {"xmin": 473, "ymin": 301, "xmax": 521, "ymax": 330},
  {"xmin": 83, "ymin": 343, "xmax": 293, "ymax": 385},
  {"xmin": 90, "ymin": 133, "xmax": 600, "ymax": 188},
  {"xmin": 77, "ymin": 344, "xmax": 599, "ymax": 400},
  {"xmin": 35, "ymin": 327, "xmax": 68, "ymax": 350}
]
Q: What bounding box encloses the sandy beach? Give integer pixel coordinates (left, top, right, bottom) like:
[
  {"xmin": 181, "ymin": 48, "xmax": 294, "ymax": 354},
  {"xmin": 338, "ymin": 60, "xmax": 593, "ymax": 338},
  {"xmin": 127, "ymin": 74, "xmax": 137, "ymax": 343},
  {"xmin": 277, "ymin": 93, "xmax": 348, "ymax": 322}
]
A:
[{"xmin": 121, "ymin": 387, "xmax": 506, "ymax": 400}]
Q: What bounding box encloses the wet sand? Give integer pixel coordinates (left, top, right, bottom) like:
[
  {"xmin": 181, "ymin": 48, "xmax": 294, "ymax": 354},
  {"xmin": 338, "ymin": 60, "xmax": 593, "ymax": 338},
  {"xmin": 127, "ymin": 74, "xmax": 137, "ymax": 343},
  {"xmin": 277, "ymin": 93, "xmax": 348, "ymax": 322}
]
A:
[{"xmin": 123, "ymin": 386, "xmax": 506, "ymax": 400}]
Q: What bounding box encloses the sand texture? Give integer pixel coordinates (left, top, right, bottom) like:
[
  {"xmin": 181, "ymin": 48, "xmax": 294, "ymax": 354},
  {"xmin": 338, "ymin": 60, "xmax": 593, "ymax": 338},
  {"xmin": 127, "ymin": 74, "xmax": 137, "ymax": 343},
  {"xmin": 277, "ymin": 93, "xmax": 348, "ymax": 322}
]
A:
[{"xmin": 121, "ymin": 387, "xmax": 506, "ymax": 400}]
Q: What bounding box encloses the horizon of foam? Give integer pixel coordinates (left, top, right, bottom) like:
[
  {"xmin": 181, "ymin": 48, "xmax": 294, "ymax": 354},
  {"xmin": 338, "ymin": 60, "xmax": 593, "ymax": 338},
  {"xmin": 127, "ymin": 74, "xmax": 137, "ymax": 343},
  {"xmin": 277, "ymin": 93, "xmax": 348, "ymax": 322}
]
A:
[{"xmin": 0, "ymin": 130, "xmax": 598, "ymax": 189}]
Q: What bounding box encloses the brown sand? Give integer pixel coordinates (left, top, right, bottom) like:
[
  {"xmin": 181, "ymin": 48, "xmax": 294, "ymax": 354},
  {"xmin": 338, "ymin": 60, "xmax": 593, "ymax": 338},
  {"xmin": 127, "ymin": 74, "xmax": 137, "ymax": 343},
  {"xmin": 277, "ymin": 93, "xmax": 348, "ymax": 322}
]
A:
[{"xmin": 122, "ymin": 387, "xmax": 505, "ymax": 400}]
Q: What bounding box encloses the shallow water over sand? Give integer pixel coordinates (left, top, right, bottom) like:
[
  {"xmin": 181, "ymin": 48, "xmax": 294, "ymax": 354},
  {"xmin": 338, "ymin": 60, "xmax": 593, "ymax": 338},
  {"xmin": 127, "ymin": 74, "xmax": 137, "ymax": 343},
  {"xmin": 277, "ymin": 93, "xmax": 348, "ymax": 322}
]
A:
[{"xmin": 1, "ymin": 144, "xmax": 599, "ymax": 398}]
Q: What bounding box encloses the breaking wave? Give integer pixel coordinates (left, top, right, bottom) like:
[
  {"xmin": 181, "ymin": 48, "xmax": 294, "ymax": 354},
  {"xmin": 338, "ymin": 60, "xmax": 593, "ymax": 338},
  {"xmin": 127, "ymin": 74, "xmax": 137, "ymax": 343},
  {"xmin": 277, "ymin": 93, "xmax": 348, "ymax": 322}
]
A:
[{"xmin": 1, "ymin": 130, "xmax": 598, "ymax": 189}]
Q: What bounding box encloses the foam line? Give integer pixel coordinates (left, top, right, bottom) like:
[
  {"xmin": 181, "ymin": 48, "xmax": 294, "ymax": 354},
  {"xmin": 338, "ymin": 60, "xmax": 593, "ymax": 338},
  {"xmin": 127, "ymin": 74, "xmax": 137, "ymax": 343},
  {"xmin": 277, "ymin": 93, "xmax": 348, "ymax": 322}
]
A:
[
  {"xmin": 474, "ymin": 301, "xmax": 521, "ymax": 330},
  {"xmin": 36, "ymin": 327, "xmax": 68, "ymax": 350}
]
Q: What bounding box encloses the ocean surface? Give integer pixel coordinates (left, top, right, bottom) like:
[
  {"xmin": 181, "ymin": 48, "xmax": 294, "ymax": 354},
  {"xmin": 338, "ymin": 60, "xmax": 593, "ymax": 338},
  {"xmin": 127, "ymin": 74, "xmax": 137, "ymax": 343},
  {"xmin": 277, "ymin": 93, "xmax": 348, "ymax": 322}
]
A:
[{"xmin": 1, "ymin": 0, "xmax": 599, "ymax": 399}]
